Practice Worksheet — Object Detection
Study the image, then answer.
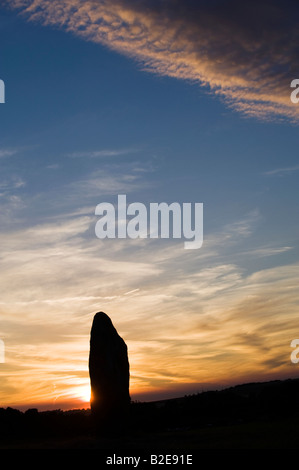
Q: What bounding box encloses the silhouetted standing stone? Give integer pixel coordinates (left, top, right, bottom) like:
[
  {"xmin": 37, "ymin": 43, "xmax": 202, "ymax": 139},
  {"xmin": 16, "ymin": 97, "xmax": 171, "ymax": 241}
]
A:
[{"xmin": 89, "ymin": 311, "xmax": 130, "ymax": 433}]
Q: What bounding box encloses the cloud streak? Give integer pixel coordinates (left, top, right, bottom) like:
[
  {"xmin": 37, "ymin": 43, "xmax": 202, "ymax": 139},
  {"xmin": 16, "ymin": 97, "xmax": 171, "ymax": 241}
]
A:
[
  {"xmin": 68, "ymin": 148, "xmax": 139, "ymax": 158},
  {"xmin": 0, "ymin": 148, "xmax": 19, "ymax": 158},
  {"xmin": 6, "ymin": 0, "xmax": 299, "ymax": 121},
  {"xmin": 264, "ymin": 164, "xmax": 299, "ymax": 177}
]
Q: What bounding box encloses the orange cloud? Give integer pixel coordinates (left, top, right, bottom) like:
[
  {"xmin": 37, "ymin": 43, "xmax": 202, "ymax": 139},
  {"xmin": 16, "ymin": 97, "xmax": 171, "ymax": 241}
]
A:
[{"xmin": 6, "ymin": 0, "xmax": 299, "ymax": 121}]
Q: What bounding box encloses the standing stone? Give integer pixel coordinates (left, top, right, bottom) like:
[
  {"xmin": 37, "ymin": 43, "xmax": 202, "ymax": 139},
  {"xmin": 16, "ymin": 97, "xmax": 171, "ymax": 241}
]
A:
[{"xmin": 89, "ymin": 311, "xmax": 130, "ymax": 433}]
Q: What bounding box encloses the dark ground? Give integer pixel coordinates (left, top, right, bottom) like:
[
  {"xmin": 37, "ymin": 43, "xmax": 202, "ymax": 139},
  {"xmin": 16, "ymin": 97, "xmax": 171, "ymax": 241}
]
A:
[{"xmin": 1, "ymin": 378, "xmax": 299, "ymax": 449}]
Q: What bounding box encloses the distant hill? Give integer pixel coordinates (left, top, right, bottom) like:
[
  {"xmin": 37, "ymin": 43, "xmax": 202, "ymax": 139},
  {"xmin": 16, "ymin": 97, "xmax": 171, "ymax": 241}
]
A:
[{"xmin": 1, "ymin": 377, "xmax": 299, "ymax": 449}]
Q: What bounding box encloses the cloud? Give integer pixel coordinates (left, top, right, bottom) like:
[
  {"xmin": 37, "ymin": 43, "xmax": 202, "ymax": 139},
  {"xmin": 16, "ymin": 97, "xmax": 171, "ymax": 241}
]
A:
[
  {"xmin": 16, "ymin": 159, "xmax": 153, "ymax": 219},
  {"xmin": 0, "ymin": 176, "xmax": 26, "ymax": 191},
  {"xmin": 68, "ymin": 148, "xmax": 139, "ymax": 158},
  {"xmin": 237, "ymin": 245, "xmax": 293, "ymax": 258},
  {"xmin": 6, "ymin": 0, "xmax": 299, "ymax": 121},
  {"xmin": 0, "ymin": 148, "xmax": 19, "ymax": 158},
  {"xmin": 264, "ymin": 164, "xmax": 299, "ymax": 177},
  {"xmin": 46, "ymin": 163, "xmax": 60, "ymax": 170},
  {"xmin": 65, "ymin": 166, "xmax": 149, "ymax": 202},
  {"xmin": 0, "ymin": 174, "xmax": 27, "ymax": 228}
]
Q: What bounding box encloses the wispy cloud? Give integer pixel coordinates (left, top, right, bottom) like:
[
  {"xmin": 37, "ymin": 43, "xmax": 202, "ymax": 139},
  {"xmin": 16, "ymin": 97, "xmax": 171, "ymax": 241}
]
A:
[
  {"xmin": 6, "ymin": 0, "xmax": 299, "ymax": 121},
  {"xmin": 68, "ymin": 148, "xmax": 138, "ymax": 158},
  {"xmin": 21, "ymin": 160, "xmax": 153, "ymax": 217},
  {"xmin": 0, "ymin": 175, "xmax": 27, "ymax": 227},
  {"xmin": 66, "ymin": 166, "xmax": 149, "ymax": 201},
  {"xmin": 0, "ymin": 176, "xmax": 26, "ymax": 191},
  {"xmin": 46, "ymin": 163, "xmax": 61, "ymax": 170},
  {"xmin": 237, "ymin": 245, "xmax": 293, "ymax": 258},
  {"xmin": 264, "ymin": 164, "xmax": 299, "ymax": 177},
  {"xmin": 0, "ymin": 148, "xmax": 19, "ymax": 158}
]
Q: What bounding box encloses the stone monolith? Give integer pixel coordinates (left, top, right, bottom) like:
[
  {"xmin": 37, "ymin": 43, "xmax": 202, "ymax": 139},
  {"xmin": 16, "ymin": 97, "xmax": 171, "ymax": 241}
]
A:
[{"xmin": 89, "ymin": 311, "xmax": 130, "ymax": 433}]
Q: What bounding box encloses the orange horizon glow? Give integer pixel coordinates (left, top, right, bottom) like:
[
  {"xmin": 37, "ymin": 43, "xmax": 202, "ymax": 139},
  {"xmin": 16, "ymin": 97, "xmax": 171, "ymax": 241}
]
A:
[{"xmin": 4, "ymin": 368, "xmax": 299, "ymax": 413}]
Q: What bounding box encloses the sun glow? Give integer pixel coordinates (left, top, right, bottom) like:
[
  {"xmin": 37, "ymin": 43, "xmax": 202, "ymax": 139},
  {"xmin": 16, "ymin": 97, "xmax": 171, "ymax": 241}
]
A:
[{"xmin": 76, "ymin": 384, "xmax": 91, "ymax": 404}]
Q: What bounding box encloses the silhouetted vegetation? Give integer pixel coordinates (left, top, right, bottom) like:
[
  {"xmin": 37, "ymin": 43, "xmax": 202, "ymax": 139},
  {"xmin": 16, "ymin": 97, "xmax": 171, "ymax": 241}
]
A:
[{"xmin": 1, "ymin": 378, "xmax": 299, "ymax": 448}]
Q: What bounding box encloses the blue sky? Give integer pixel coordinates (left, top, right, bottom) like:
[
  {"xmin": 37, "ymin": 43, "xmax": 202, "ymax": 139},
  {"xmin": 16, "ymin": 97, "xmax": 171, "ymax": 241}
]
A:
[{"xmin": 0, "ymin": 0, "xmax": 299, "ymax": 409}]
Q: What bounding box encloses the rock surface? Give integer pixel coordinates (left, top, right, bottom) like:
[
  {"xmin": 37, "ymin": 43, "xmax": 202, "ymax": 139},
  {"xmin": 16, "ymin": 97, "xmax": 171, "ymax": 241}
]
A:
[{"xmin": 89, "ymin": 311, "xmax": 130, "ymax": 432}]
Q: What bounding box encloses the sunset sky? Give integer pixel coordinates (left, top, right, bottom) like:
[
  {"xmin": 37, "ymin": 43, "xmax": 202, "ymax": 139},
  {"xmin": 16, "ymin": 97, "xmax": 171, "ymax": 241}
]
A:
[{"xmin": 0, "ymin": 0, "xmax": 299, "ymax": 411}]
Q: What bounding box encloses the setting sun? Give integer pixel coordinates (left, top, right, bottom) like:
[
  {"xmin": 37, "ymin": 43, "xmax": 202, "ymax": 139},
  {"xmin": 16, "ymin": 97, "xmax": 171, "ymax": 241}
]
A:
[{"xmin": 75, "ymin": 384, "xmax": 91, "ymax": 404}]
